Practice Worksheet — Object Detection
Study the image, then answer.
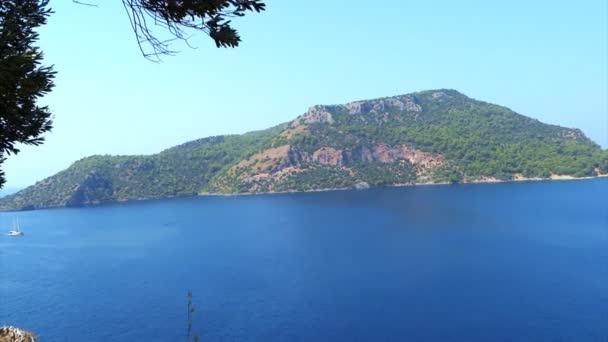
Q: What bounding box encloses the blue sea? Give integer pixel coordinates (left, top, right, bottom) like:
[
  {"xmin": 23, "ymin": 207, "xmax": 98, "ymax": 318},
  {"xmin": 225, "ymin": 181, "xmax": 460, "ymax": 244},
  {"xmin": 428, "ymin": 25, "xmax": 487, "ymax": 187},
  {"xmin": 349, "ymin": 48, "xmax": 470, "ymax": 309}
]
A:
[{"xmin": 1, "ymin": 179, "xmax": 607, "ymax": 341}]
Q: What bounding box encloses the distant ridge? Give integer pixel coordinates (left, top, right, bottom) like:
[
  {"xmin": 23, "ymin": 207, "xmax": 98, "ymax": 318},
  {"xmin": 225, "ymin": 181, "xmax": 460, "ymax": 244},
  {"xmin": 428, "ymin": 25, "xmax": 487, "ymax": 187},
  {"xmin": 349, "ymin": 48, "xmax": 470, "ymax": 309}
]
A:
[
  {"xmin": 0, "ymin": 187, "xmax": 22, "ymax": 198},
  {"xmin": 2, "ymin": 89, "xmax": 606, "ymax": 210}
]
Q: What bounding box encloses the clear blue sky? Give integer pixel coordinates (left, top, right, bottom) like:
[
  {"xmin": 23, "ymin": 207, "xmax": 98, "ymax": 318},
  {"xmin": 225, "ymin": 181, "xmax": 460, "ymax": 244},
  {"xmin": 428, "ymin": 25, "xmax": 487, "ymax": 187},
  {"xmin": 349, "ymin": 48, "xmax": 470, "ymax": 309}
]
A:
[{"xmin": 3, "ymin": 0, "xmax": 607, "ymax": 189}]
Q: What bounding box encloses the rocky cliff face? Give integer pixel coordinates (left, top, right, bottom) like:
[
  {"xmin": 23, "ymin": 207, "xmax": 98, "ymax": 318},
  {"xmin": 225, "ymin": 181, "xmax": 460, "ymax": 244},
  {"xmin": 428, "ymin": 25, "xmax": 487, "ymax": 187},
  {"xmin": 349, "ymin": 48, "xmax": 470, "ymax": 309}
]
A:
[
  {"xmin": 344, "ymin": 95, "xmax": 423, "ymax": 115},
  {"xmin": 217, "ymin": 142, "xmax": 445, "ymax": 193}
]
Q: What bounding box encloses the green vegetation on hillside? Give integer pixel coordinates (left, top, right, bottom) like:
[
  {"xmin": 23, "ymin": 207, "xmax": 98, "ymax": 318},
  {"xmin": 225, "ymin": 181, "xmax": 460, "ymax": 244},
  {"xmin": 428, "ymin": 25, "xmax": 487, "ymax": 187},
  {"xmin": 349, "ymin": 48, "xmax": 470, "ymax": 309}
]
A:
[
  {"xmin": 0, "ymin": 125, "xmax": 284, "ymax": 209},
  {"xmin": 1, "ymin": 89, "xmax": 606, "ymax": 210},
  {"xmin": 273, "ymin": 165, "xmax": 355, "ymax": 192},
  {"xmin": 261, "ymin": 90, "xmax": 607, "ymax": 184}
]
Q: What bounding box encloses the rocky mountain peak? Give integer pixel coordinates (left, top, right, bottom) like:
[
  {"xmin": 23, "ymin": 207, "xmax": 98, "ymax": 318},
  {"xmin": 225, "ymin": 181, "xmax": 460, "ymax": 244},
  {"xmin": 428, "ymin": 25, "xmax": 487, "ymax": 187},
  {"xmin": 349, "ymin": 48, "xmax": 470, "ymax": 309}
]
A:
[
  {"xmin": 345, "ymin": 95, "xmax": 422, "ymax": 114},
  {"xmin": 291, "ymin": 105, "xmax": 335, "ymax": 127}
]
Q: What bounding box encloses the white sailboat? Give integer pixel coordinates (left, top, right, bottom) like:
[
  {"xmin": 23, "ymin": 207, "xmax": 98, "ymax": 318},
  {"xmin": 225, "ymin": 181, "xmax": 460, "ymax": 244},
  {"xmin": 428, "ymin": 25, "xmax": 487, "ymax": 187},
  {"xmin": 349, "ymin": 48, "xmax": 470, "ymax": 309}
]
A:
[{"xmin": 7, "ymin": 217, "xmax": 24, "ymax": 236}]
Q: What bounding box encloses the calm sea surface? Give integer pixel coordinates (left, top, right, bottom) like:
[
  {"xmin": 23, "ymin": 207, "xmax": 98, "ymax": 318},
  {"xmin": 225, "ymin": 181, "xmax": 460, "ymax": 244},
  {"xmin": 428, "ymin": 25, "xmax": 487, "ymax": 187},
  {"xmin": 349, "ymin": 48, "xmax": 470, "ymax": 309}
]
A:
[{"xmin": 1, "ymin": 179, "xmax": 607, "ymax": 341}]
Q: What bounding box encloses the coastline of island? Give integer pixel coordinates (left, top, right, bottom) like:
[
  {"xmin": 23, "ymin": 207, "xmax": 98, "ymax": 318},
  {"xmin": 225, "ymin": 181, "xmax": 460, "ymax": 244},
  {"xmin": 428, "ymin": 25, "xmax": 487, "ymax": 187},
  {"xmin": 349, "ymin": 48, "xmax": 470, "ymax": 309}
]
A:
[{"xmin": 197, "ymin": 173, "xmax": 608, "ymax": 198}]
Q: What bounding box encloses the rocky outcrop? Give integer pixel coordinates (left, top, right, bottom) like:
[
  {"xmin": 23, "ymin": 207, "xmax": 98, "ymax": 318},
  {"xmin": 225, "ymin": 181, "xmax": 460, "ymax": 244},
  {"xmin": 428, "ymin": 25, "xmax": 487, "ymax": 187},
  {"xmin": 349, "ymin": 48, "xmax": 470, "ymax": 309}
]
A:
[
  {"xmin": 558, "ymin": 128, "xmax": 586, "ymax": 141},
  {"xmin": 238, "ymin": 143, "xmax": 443, "ymax": 176},
  {"xmin": 335, "ymin": 144, "xmax": 444, "ymax": 171},
  {"xmin": 293, "ymin": 94, "xmax": 424, "ymax": 128},
  {"xmin": 345, "ymin": 96, "xmax": 422, "ymax": 114},
  {"xmin": 227, "ymin": 143, "xmax": 445, "ymax": 192},
  {"xmin": 354, "ymin": 181, "xmax": 370, "ymax": 189},
  {"xmin": 233, "ymin": 145, "xmax": 292, "ymax": 174},
  {"xmin": 431, "ymin": 90, "xmax": 450, "ymax": 99},
  {"xmin": 312, "ymin": 147, "xmax": 342, "ymax": 165},
  {"xmin": 293, "ymin": 105, "xmax": 335, "ymax": 126},
  {"xmin": 0, "ymin": 327, "xmax": 35, "ymax": 342}
]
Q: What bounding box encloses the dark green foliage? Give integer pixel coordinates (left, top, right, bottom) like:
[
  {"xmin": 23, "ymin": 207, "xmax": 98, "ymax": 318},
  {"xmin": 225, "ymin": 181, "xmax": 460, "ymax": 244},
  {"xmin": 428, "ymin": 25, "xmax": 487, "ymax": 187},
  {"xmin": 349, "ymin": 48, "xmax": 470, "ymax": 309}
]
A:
[
  {"xmin": 319, "ymin": 90, "xmax": 604, "ymax": 182},
  {"xmin": 122, "ymin": 0, "xmax": 266, "ymax": 60},
  {"xmin": 378, "ymin": 96, "xmax": 603, "ymax": 180},
  {"xmin": 431, "ymin": 163, "xmax": 464, "ymax": 183},
  {"xmin": 270, "ymin": 161, "xmax": 414, "ymax": 192},
  {"xmin": 0, "ymin": 0, "xmax": 54, "ymax": 188},
  {"xmin": 351, "ymin": 162, "xmax": 416, "ymax": 186},
  {"xmin": 0, "ymin": 124, "xmax": 284, "ymax": 209},
  {"xmin": 599, "ymin": 150, "xmax": 608, "ymax": 173},
  {"xmin": 273, "ymin": 165, "xmax": 356, "ymax": 192},
  {"xmin": 269, "ymin": 90, "xmax": 606, "ymax": 185}
]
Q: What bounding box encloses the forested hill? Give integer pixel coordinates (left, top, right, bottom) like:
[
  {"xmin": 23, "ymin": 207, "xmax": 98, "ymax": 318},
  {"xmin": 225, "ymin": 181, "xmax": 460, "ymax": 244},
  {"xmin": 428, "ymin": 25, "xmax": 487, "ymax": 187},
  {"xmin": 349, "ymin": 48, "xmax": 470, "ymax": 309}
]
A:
[{"xmin": 2, "ymin": 89, "xmax": 607, "ymax": 210}]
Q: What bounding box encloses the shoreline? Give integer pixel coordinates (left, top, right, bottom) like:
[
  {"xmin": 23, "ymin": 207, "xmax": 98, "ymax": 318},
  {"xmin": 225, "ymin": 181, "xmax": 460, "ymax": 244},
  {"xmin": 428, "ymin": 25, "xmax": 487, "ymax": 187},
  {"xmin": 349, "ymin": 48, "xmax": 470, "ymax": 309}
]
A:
[
  {"xmin": 198, "ymin": 174, "xmax": 608, "ymax": 197},
  {"xmin": 1, "ymin": 175, "xmax": 606, "ymax": 212}
]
